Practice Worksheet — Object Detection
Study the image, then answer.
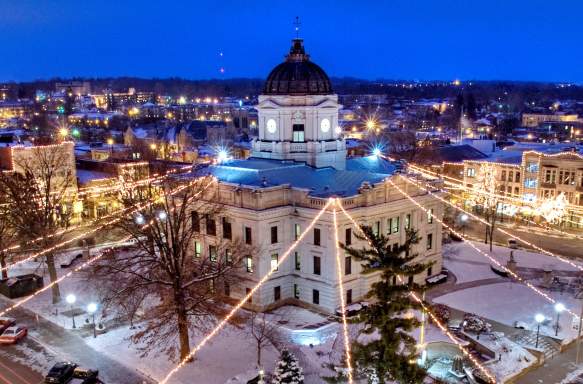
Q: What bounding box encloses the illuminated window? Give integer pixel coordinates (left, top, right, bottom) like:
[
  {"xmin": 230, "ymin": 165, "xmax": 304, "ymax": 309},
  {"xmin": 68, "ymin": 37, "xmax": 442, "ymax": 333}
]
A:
[
  {"xmin": 391, "ymin": 217, "xmax": 400, "ymax": 234},
  {"xmin": 209, "ymin": 245, "xmax": 217, "ymax": 262},
  {"xmin": 294, "ymin": 252, "xmax": 301, "ymax": 271},
  {"xmin": 427, "ymin": 208, "xmax": 434, "ymax": 224},
  {"xmin": 294, "ymin": 224, "xmax": 301, "ymax": 240},
  {"xmin": 373, "ymin": 221, "xmax": 380, "ymax": 236},
  {"xmin": 467, "ymin": 168, "xmax": 476, "ymax": 177},
  {"xmin": 526, "ymin": 162, "xmax": 539, "ymax": 173},
  {"xmin": 244, "ymin": 256, "xmax": 253, "ymax": 273},
  {"xmin": 292, "ymin": 124, "xmax": 305, "ymax": 142},
  {"xmin": 271, "ymin": 253, "xmax": 279, "ymax": 271},
  {"xmin": 524, "ymin": 178, "xmax": 538, "ymax": 188},
  {"xmin": 405, "ymin": 213, "xmax": 411, "ymax": 230},
  {"xmin": 194, "ymin": 241, "xmax": 202, "ymax": 258},
  {"xmin": 294, "ymin": 284, "xmax": 300, "ymax": 299}
]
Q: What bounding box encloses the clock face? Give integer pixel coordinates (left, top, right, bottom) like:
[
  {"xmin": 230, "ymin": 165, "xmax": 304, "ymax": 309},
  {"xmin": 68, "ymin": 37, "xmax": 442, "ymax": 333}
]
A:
[
  {"xmin": 320, "ymin": 118, "xmax": 330, "ymax": 133},
  {"xmin": 266, "ymin": 119, "xmax": 277, "ymax": 134}
]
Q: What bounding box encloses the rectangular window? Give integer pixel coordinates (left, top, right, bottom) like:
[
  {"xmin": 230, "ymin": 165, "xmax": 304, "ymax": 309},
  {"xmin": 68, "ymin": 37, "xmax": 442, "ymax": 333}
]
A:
[
  {"xmin": 408, "ymin": 275, "xmax": 414, "ymax": 285},
  {"xmin": 192, "ymin": 212, "xmax": 200, "ymax": 232},
  {"xmin": 274, "ymin": 286, "xmax": 281, "ymax": 302},
  {"xmin": 427, "ymin": 209, "xmax": 434, "ymax": 224},
  {"xmin": 514, "ymin": 187, "xmax": 519, "ymax": 196},
  {"xmin": 224, "ymin": 282, "xmax": 230, "ymax": 296},
  {"xmin": 501, "ymin": 170, "xmax": 506, "ymax": 181},
  {"xmin": 405, "ymin": 214, "xmax": 411, "ymax": 230},
  {"xmin": 206, "ymin": 216, "xmax": 216, "ymax": 236},
  {"xmin": 373, "ymin": 221, "xmax": 380, "ymax": 236},
  {"xmin": 391, "ymin": 216, "xmax": 400, "ymax": 234},
  {"xmin": 294, "ymin": 284, "xmax": 300, "ymax": 299},
  {"xmin": 222, "ymin": 218, "xmax": 232, "ymax": 240},
  {"xmin": 245, "ymin": 226, "xmax": 252, "ymax": 245},
  {"xmin": 345, "ymin": 228, "xmax": 352, "ymax": 246},
  {"xmin": 244, "ymin": 256, "xmax": 253, "ymax": 273},
  {"xmin": 467, "ymin": 168, "xmax": 475, "ymax": 177},
  {"xmin": 209, "ymin": 245, "xmax": 217, "ymax": 262},
  {"xmin": 345, "ymin": 256, "xmax": 352, "ymax": 275},
  {"xmin": 314, "ymin": 228, "xmax": 321, "ymax": 246},
  {"xmin": 392, "ymin": 243, "xmax": 399, "ymax": 253},
  {"xmin": 526, "ymin": 162, "xmax": 539, "ymax": 173},
  {"xmin": 524, "ymin": 178, "xmax": 538, "ymax": 188},
  {"xmin": 346, "ymin": 289, "xmax": 353, "ymax": 305},
  {"xmin": 515, "ymin": 172, "xmax": 521, "ymax": 182},
  {"xmin": 292, "ymin": 124, "xmax": 305, "ymax": 142},
  {"xmin": 194, "ymin": 241, "xmax": 202, "ymax": 258},
  {"xmin": 294, "ymin": 224, "xmax": 301, "ymax": 240},
  {"xmin": 246, "ymin": 288, "xmax": 252, "ymax": 303},
  {"xmin": 508, "ymin": 171, "xmax": 513, "ymax": 182},
  {"xmin": 312, "ymin": 289, "xmax": 319, "ymax": 305},
  {"xmin": 427, "ymin": 266, "xmax": 433, "ymax": 277},
  {"xmin": 225, "ymin": 249, "xmax": 232, "ymax": 264},
  {"xmin": 426, "ymin": 233, "xmax": 433, "ymax": 250},
  {"xmin": 313, "ymin": 256, "xmax": 321, "ymax": 275},
  {"xmin": 294, "ymin": 252, "xmax": 301, "ymax": 271},
  {"xmin": 271, "ymin": 226, "xmax": 278, "ymax": 244},
  {"xmin": 270, "ymin": 253, "xmax": 278, "ymax": 271}
]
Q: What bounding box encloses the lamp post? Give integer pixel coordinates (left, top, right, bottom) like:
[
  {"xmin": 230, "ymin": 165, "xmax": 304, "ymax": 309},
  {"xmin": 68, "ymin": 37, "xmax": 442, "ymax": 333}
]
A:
[
  {"xmin": 460, "ymin": 214, "xmax": 469, "ymax": 236},
  {"xmin": 555, "ymin": 303, "xmax": 565, "ymax": 337},
  {"xmin": 106, "ymin": 138, "xmax": 114, "ymax": 154},
  {"xmin": 87, "ymin": 303, "xmax": 98, "ymax": 338},
  {"xmin": 65, "ymin": 294, "xmax": 76, "ymax": 329},
  {"xmin": 535, "ymin": 313, "xmax": 545, "ymax": 348}
]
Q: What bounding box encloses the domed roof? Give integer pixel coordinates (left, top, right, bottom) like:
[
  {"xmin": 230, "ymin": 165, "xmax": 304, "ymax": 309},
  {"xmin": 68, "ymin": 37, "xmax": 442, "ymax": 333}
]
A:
[{"xmin": 263, "ymin": 39, "xmax": 333, "ymax": 96}]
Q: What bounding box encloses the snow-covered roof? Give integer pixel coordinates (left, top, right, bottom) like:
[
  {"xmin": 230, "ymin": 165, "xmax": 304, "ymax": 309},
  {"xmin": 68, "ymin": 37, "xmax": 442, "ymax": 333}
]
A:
[{"xmin": 192, "ymin": 155, "xmax": 396, "ymax": 198}]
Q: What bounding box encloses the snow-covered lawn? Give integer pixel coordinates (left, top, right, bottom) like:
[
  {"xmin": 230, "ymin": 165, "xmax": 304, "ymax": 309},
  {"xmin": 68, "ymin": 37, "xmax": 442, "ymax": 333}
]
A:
[
  {"xmin": 434, "ymin": 282, "xmax": 580, "ymax": 343},
  {"xmin": 443, "ymin": 241, "xmax": 581, "ymax": 284},
  {"xmin": 86, "ymin": 323, "xmax": 279, "ymax": 384}
]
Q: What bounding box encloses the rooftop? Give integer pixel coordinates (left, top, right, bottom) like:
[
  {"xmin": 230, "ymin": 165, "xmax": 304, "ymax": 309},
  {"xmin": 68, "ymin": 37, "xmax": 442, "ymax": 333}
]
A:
[{"xmin": 192, "ymin": 155, "xmax": 396, "ymax": 198}]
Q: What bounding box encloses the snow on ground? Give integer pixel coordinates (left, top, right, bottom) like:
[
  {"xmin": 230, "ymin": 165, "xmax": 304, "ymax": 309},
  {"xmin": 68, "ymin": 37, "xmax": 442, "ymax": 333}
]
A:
[
  {"xmin": 559, "ymin": 364, "xmax": 583, "ymax": 384},
  {"xmin": 434, "ymin": 282, "xmax": 580, "ymax": 342},
  {"xmin": 86, "ymin": 323, "xmax": 279, "ymax": 384},
  {"xmin": 443, "ymin": 241, "xmax": 581, "ymax": 284},
  {"xmin": 465, "ymin": 331, "xmax": 535, "ymax": 382}
]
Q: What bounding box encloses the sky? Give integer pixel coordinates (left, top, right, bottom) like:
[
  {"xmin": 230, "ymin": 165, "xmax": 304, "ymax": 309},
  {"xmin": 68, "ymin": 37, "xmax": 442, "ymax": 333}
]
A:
[{"xmin": 1, "ymin": 0, "xmax": 582, "ymax": 83}]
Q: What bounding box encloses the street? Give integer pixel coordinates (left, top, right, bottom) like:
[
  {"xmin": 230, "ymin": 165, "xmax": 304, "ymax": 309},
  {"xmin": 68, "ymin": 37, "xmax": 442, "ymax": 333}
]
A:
[{"xmin": 0, "ymin": 353, "xmax": 42, "ymax": 384}]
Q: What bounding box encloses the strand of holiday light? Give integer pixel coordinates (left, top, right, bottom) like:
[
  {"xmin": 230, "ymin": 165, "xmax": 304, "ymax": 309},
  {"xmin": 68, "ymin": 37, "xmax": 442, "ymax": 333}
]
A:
[
  {"xmin": 159, "ymin": 199, "xmax": 334, "ymax": 384},
  {"xmin": 332, "ymin": 202, "xmax": 354, "ymax": 383},
  {"xmin": 0, "ymin": 176, "xmax": 216, "ymax": 318},
  {"xmin": 403, "ymin": 176, "xmax": 583, "ymax": 271},
  {"xmin": 0, "ymin": 164, "xmax": 198, "ymax": 270},
  {"xmin": 388, "ymin": 179, "xmax": 580, "ymax": 320},
  {"xmin": 1, "ymin": 176, "xmax": 214, "ymax": 273},
  {"xmin": 336, "ymin": 202, "xmax": 496, "ymax": 383},
  {"xmin": 407, "ymin": 162, "xmax": 583, "ymax": 218}
]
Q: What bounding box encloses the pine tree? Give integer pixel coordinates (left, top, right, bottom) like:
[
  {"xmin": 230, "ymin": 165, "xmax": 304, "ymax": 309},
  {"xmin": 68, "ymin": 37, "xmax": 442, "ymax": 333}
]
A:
[
  {"xmin": 271, "ymin": 349, "xmax": 304, "ymax": 384},
  {"xmin": 342, "ymin": 227, "xmax": 431, "ymax": 384}
]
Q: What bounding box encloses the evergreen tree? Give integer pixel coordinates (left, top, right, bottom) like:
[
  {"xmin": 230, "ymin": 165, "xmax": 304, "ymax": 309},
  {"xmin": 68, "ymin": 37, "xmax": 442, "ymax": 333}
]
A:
[
  {"xmin": 272, "ymin": 349, "xmax": 304, "ymax": 384},
  {"xmin": 342, "ymin": 227, "xmax": 431, "ymax": 384}
]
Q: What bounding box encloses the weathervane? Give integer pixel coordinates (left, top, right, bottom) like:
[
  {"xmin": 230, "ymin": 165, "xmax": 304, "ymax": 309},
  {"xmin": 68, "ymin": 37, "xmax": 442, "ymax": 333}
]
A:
[{"xmin": 294, "ymin": 16, "xmax": 301, "ymax": 38}]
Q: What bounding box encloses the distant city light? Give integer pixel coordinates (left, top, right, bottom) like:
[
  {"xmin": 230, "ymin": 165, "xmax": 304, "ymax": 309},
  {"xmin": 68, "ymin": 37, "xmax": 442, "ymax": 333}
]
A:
[
  {"xmin": 372, "ymin": 147, "xmax": 382, "ymax": 156},
  {"xmin": 59, "ymin": 127, "xmax": 69, "ymax": 137},
  {"xmin": 217, "ymin": 148, "xmax": 230, "ymax": 163}
]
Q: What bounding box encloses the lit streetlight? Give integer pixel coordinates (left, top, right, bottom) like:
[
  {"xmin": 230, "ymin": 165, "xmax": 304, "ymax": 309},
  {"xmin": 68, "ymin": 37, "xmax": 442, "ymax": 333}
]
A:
[
  {"xmin": 65, "ymin": 294, "xmax": 76, "ymax": 329},
  {"xmin": 555, "ymin": 303, "xmax": 565, "ymax": 336},
  {"xmin": 535, "ymin": 313, "xmax": 545, "ymax": 348},
  {"xmin": 460, "ymin": 214, "xmax": 469, "ymax": 236},
  {"xmin": 87, "ymin": 302, "xmax": 98, "ymax": 338}
]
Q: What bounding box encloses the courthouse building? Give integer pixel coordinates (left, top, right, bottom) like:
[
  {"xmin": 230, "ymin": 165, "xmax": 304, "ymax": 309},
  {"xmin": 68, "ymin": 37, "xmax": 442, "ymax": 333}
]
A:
[{"xmin": 192, "ymin": 39, "xmax": 444, "ymax": 313}]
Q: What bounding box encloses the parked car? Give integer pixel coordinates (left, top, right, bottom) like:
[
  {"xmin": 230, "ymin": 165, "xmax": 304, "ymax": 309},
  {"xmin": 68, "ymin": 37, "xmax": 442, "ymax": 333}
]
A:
[
  {"xmin": 45, "ymin": 362, "xmax": 78, "ymax": 383},
  {"xmin": 72, "ymin": 367, "xmax": 99, "ymax": 383},
  {"xmin": 0, "ymin": 317, "xmax": 15, "ymax": 334},
  {"xmin": 0, "ymin": 326, "xmax": 27, "ymax": 344}
]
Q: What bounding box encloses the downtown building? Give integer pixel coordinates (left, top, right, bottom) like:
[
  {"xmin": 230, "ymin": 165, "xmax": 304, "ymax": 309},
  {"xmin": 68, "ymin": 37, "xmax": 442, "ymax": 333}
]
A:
[{"xmin": 191, "ymin": 39, "xmax": 444, "ymax": 314}]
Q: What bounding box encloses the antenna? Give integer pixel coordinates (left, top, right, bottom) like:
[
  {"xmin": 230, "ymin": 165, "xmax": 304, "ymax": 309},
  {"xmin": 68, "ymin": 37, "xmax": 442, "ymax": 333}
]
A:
[{"xmin": 293, "ymin": 16, "xmax": 301, "ymax": 38}]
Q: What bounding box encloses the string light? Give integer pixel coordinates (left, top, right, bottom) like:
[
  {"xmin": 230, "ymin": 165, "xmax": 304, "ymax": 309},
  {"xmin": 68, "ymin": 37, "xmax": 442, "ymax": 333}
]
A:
[
  {"xmin": 402, "ymin": 176, "xmax": 583, "ymax": 272},
  {"xmin": 388, "ymin": 179, "xmax": 580, "ymax": 320},
  {"xmin": 336, "ymin": 202, "xmax": 496, "ymax": 383},
  {"xmin": 159, "ymin": 199, "xmax": 334, "ymax": 384},
  {"xmin": 0, "ymin": 176, "xmax": 217, "ymax": 318},
  {"xmin": 332, "ymin": 202, "xmax": 353, "ymax": 383}
]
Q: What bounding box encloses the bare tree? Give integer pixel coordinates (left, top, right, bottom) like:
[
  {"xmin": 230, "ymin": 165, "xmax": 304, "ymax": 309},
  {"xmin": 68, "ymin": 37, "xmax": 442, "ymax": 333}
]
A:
[
  {"xmin": 91, "ymin": 176, "xmax": 250, "ymax": 361},
  {"xmin": 0, "ymin": 185, "xmax": 17, "ymax": 279},
  {"xmin": 0, "ymin": 144, "xmax": 76, "ymax": 302},
  {"xmin": 470, "ymin": 163, "xmax": 500, "ymax": 252},
  {"xmin": 246, "ymin": 309, "xmax": 283, "ymax": 367}
]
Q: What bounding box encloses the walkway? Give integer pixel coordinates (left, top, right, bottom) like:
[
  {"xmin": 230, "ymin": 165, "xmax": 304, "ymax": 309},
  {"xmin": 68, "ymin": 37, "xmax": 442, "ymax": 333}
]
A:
[{"xmin": 0, "ymin": 297, "xmax": 155, "ymax": 384}]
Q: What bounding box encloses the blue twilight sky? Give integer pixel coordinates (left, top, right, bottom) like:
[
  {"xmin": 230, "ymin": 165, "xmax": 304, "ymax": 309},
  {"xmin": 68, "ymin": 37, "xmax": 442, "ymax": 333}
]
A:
[{"xmin": 1, "ymin": 0, "xmax": 582, "ymax": 83}]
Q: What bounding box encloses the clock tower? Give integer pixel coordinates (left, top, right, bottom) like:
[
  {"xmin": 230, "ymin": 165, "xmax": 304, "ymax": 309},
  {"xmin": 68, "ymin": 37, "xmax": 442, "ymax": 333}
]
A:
[{"xmin": 251, "ymin": 38, "xmax": 347, "ymax": 170}]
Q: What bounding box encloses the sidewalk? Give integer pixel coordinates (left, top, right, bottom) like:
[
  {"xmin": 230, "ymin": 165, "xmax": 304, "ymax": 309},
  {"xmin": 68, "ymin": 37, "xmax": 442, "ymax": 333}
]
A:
[{"xmin": 0, "ymin": 297, "xmax": 155, "ymax": 384}]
